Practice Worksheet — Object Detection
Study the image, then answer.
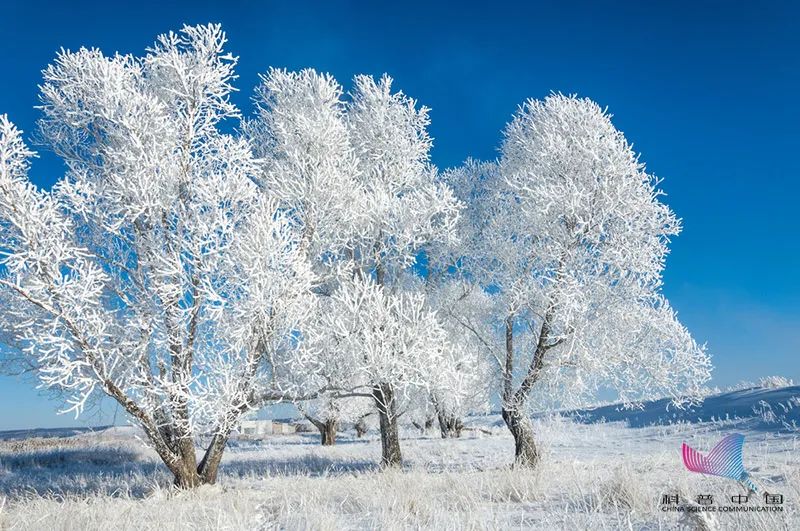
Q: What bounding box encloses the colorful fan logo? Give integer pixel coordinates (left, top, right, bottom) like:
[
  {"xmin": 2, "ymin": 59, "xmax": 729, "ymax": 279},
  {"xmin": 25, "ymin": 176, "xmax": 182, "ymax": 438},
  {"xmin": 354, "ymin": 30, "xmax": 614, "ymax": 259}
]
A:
[{"xmin": 682, "ymin": 433, "xmax": 757, "ymax": 491}]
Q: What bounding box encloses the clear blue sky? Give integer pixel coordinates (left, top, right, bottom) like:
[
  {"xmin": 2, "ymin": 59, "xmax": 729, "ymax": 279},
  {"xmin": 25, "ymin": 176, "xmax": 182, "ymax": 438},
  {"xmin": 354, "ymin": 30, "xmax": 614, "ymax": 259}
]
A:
[{"xmin": 1, "ymin": 0, "xmax": 797, "ymax": 430}]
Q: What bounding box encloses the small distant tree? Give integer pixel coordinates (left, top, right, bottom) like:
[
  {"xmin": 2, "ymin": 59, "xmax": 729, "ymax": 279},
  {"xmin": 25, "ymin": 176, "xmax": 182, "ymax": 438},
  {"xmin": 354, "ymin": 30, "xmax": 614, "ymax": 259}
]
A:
[
  {"xmin": 446, "ymin": 95, "xmax": 712, "ymax": 468},
  {"xmin": 0, "ymin": 25, "xmax": 314, "ymax": 487},
  {"xmin": 297, "ymin": 395, "xmax": 373, "ymax": 445},
  {"xmin": 354, "ymin": 412, "xmax": 374, "ymax": 437},
  {"xmin": 429, "ymin": 337, "xmax": 491, "ymax": 438}
]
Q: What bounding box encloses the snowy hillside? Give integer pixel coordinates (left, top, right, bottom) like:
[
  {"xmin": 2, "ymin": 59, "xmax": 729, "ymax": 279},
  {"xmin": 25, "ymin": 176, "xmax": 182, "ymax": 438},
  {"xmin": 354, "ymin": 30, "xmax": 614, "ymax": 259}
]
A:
[{"xmin": 561, "ymin": 384, "xmax": 800, "ymax": 431}]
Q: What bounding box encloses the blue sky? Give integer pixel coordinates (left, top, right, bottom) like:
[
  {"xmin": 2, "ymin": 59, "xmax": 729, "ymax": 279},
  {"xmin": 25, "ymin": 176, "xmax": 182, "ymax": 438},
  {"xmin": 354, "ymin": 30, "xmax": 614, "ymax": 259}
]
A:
[{"xmin": 0, "ymin": 0, "xmax": 798, "ymax": 429}]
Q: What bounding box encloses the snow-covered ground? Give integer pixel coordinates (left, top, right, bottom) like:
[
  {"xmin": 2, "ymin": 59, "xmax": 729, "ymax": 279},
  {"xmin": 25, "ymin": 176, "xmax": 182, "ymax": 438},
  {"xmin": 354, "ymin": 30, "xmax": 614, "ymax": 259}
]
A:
[{"xmin": 1, "ymin": 386, "xmax": 798, "ymax": 530}]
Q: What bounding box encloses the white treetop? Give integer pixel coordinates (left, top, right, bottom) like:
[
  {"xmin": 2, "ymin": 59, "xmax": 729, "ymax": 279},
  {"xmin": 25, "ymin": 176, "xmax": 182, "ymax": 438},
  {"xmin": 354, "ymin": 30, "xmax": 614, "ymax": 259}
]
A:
[
  {"xmin": 0, "ymin": 25, "xmax": 314, "ymax": 486},
  {"xmin": 245, "ymin": 68, "xmax": 362, "ymax": 259},
  {"xmin": 345, "ymin": 74, "xmax": 461, "ymax": 278},
  {"xmin": 247, "ymin": 70, "xmax": 461, "ymax": 277}
]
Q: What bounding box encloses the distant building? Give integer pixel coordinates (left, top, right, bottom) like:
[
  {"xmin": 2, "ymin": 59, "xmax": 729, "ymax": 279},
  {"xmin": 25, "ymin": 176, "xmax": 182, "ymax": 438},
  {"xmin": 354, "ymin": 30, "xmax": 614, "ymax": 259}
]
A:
[{"xmin": 237, "ymin": 417, "xmax": 297, "ymax": 437}]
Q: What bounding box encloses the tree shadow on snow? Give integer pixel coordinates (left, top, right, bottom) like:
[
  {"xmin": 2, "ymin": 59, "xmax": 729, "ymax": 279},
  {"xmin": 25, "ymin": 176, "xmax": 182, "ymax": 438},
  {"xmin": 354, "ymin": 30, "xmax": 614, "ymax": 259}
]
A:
[
  {"xmin": 0, "ymin": 446, "xmax": 167, "ymax": 499},
  {"xmin": 220, "ymin": 453, "xmax": 378, "ymax": 478}
]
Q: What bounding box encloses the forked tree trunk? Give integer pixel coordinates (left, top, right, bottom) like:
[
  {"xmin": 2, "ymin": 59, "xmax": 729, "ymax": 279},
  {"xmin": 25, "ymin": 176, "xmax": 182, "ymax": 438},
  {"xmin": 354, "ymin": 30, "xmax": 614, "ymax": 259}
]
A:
[
  {"xmin": 157, "ymin": 431, "xmax": 232, "ymax": 488},
  {"xmin": 102, "ymin": 373, "xmax": 241, "ymax": 489},
  {"xmin": 499, "ymin": 309, "xmax": 553, "ymax": 470},
  {"xmin": 437, "ymin": 411, "xmax": 464, "ymax": 438},
  {"xmin": 372, "ymin": 382, "xmax": 402, "ymax": 467},
  {"xmin": 304, "ymin": 413, "xmax": 339, "ymax": 446},
  {"xmin": 501, "ymin": 406, "xmax": 539, "ymax": 468}
]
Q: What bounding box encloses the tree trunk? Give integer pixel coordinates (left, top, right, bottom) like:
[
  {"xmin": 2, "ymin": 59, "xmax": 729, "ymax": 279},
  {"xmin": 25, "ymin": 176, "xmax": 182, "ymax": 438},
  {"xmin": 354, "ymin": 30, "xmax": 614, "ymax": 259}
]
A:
[
  {"xmin": 304, "ymin": 413, "xmax": 339, "ymax": 446},
  {"xmin": 320, "ymin": 419, "xmax": 337, "ymax": 446},
  {"xmin": 500, "ymin": 312, "xmax": 544, "ymax": 469},
  {"xmin": 171, "ymin": 456, "xmax": 204, "ymax": 488},
  {"xmin": 166, "ymin": 433, "xmax": 231, "ymax": 487},
  {"xmin": 372, "ymin": 382, "xmax": 402, "ymax": 467},
  {"xmin": 355, "ymin": 415, "xmax": 369, "ymax": 437},
  {"xmin": 437, "ymin": 411, "xmax": 464, "ymax": 438},
  {"xmin": 501, "ymin": 406, "xmax": 539, "ymax": 468},
  {"xmin": 196, "ymin": 432, "xmax": 229, "ymax": 485}
]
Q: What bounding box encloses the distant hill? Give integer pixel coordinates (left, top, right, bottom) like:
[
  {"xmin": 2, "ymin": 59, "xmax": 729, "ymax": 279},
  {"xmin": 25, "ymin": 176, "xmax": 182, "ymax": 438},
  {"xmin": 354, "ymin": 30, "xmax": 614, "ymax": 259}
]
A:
[
  {"xmin": 0, "ymin": 425, "xmax": 113, "ymax": 440},
  {"xmin": 564, "ymin": 385, "xmax": 800, "ymax": 431}
]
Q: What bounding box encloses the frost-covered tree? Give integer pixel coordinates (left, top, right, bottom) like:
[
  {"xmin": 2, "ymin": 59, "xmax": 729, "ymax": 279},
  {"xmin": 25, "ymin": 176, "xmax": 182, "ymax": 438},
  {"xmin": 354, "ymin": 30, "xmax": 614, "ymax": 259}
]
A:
[
  {"xmin": 297, "ymin": 394, "xmax": 373, "ymax": 445},
  {"xmin": 448, "ymin": 95, "xmax": 712, "ymax": 467},
  {"xmin": 344, "ymin": 75, "xmax": 461, "ymax": 464},
  {"xmin": 294, "ymin": 276, "xmax": 451, "ymax": 465},
  {"xmin": 247, "ymin": 71, "xmax": 461, "ymax": 466},
  {"xmin": 426, "ymin": 283, "xmax": 494, "ymax": 438},
  {"xmin": 244, "ymin": 69, "xmax": 369, "ymax": 450},
  {"xmin": 0, "ymin": 25, "xmax": 314, "ymax": 487}
]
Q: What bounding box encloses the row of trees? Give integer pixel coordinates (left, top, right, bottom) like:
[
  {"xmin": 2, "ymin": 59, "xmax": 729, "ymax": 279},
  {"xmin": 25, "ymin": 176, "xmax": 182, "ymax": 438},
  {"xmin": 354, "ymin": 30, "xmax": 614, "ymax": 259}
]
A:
[{"xmin": 0, "ymin": 24, "xmax": 711, "ymax": 488}]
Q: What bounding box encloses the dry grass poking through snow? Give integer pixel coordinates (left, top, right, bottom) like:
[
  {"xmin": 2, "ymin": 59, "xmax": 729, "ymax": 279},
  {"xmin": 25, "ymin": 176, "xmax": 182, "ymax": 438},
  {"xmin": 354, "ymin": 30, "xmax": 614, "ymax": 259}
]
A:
[{"xmin": 0, "ymin": 417, "xmax": 797, "ymax": 530}]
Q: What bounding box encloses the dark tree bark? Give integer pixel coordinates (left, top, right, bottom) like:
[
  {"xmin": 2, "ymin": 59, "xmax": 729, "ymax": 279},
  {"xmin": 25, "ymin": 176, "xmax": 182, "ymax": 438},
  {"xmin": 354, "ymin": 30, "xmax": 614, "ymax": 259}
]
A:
[
  {"xmin": 354, "ymin": 414, "xmax": 370, "ymax": 437},
  {"xmin": 437, "ymin": 411, "xmax": 464, "ymax": 438},
  {"xmin": 320, "ymin": 419, "xmax": 338, "ymax": 446},
  {"xmin": 372, "ymin": 382, "xmax": 402, "ymax": 467},
  {"xmin": 197, "ymin": 432, "xmax": 230, "ymax": 484},
  {"xmin": 303, "ymin": 412, "xmax": 339, "ymax": 446},
  {"xmin": 171, "ymin": 458, "xmax": 203, "ymax": 488},
  {"xmin": 501, "ymin": 406, "xmax": 539, "ymax": 467}
]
